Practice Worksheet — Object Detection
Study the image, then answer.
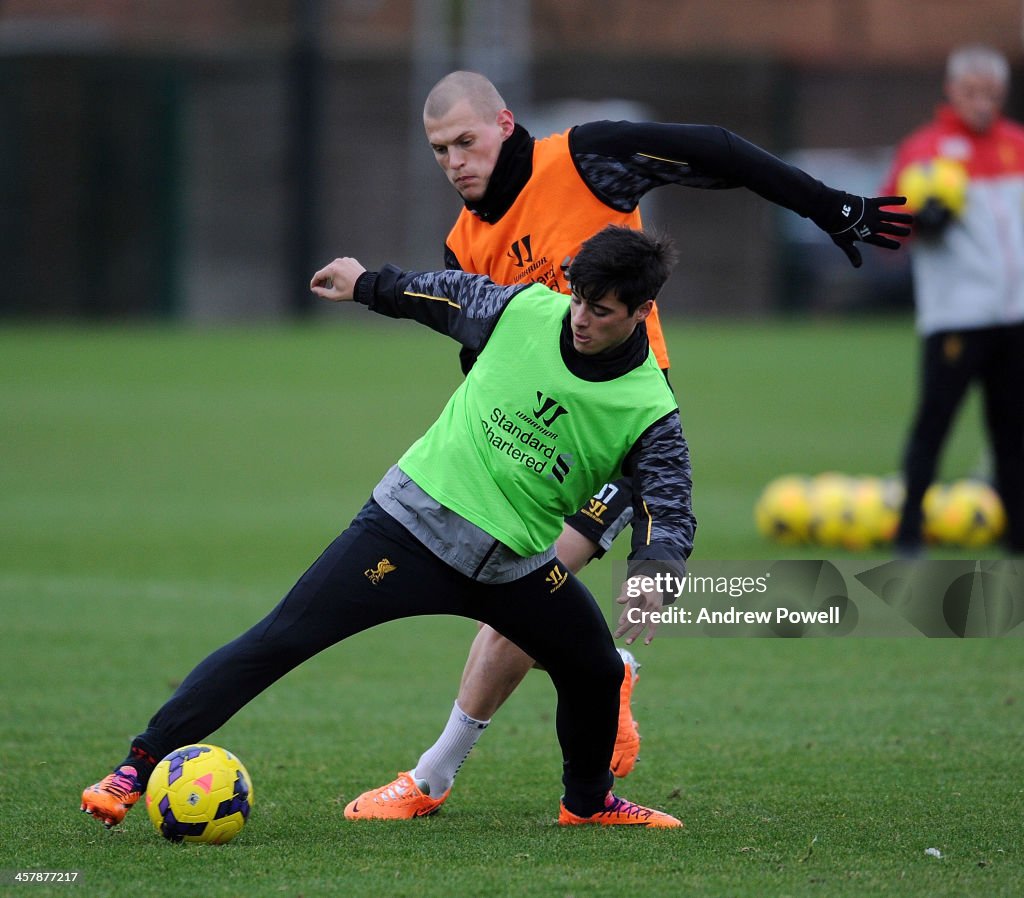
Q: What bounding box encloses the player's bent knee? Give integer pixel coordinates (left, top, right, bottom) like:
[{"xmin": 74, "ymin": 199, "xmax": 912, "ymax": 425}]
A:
[{"xmin": 548, "ymin": 642, "xmax": 622, "ymax": 693}]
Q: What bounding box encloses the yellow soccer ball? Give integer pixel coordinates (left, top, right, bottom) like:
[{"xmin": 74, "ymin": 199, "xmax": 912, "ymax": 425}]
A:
[
  {"xmin": 145, "ymin": 744, "xmax": 254, "ymax": 844},
  {"xmin": 921, "ymin": 482, "xmax": 950, "ymax": 543},
  {"xmin": 754, "ymin": 475, "xmax": 813, "ymax": 544},
  {"xmin": 926, "ymin": 479, "xmax": 1006, "ymax": 547},
  {"xmin": 896, "ymin": 157, "xmax": 968, "ymax": 216},
  {"xmin": 842, "ymin": 476, "xmax": 904, "ymax": 550},
  {"xmin": 807, "ymin": 472, "xmax": 855, "ymax": 548}
]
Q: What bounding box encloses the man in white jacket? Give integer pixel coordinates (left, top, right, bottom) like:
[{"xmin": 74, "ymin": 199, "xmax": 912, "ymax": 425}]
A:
[{"xmin": 882, "ymin": 44, "xmax": 1024, "ymax": 554}]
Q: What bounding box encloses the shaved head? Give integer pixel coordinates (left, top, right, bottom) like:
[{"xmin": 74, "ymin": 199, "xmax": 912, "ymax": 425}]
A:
[
  {"xmin": 422, "ymin": 71, "xmax": 516, "ymax": 202},
  {"xmin": 424, "ymin": 71, "xmax": 508, "ymax": 122}
]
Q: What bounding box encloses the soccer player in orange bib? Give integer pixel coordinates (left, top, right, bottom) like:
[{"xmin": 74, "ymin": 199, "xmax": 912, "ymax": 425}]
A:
[{"xmin": 344, "ymin": 70, "xmax": 911, "ymax": 819}]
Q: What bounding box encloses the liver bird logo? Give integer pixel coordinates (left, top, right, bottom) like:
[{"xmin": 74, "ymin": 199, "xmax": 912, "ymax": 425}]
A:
[{"xmin": 364, "ymin": 558, "xmax": 397, "ymax": 584}]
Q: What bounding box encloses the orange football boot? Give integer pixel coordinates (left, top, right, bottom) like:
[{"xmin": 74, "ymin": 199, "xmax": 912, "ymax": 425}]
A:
[
  {"xmin": 344, "ymin": 771, "xmax": 449, "ymax": 820},
  {"xmin": 558, "ymin": 792, "xmax": 682, "ymax": 828},
  {"xmin": 81, "ymin": 765, "xmax": 142, "ymax": 828},
  {"xmin": 611, "ymin": 648, "xmax": 641, "ymax": 777}
]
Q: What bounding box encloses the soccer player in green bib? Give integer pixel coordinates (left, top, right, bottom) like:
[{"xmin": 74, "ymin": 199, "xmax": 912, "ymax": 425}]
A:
[{"xmin": 82, "ymin": 226, "xmax": 692, "ymax": 828}]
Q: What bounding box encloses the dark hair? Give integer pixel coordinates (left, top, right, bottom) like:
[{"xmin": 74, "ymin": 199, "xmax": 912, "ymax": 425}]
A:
[{"xmin": 567, "ymin": 226, "xmax": 678, "ymax": 312}]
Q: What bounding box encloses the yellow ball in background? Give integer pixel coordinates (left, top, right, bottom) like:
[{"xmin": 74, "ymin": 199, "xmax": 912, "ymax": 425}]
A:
[
  {"xmin": 921, "ymin": 482, "xmax": 949, "ymax": 544},
  {"xmin": 925, "ymin": 479, "xmax": 1006, "ymax": 547},
  {"xmin": 754, "ymin": 474, "xmax": 814, "ymax": 544},
  {"xmin": 807, "ymin": 472, "xmax": 855, "ymax": 548},
  {"xmin": 842, "ymin": 475, "xmax": 904, "ymax": 550},
  {"xmin": 753, "ymin": 473, "xmax": 904, "ymax": 550},
  {"xmin": 754, "ymin": 471, "xmax": 1005, "ymax": 550},
  {"xmin": 896, "ymin": 157, "xmax": 969, "ymax": 216}
]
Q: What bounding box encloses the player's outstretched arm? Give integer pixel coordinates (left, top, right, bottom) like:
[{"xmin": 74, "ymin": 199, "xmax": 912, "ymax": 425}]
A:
[
  {"xmin": 568, "ymin": 122, "xmax": 913, "ymax": 268},
  {"xmin": 312, "ymin": 259, "xmax": 529, "ymax": 351}
]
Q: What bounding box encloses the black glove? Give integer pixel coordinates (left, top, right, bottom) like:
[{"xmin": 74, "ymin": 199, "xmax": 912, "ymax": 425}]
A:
[
  {"xmin": 914, "ymin": 197, "xmax": 953, "ymax": 240},
  {"xmin": 815, "ymin": 193, "xmax": 914, "ymax": 268}
]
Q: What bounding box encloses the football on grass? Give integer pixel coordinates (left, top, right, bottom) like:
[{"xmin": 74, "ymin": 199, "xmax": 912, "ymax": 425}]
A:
[
  {"xmin": 925, "ymin": 479, "xmax": 1006, "ymax": 547},
  {"xmin": 145, "ymin": 744, "xmax": 253, "ymax": 844}
]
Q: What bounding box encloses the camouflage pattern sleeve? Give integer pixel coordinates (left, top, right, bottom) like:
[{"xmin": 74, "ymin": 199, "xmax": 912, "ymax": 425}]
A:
[
  {"xmin": 622, "ymin": 410, "xmax": 696, "ymax": 585},
  {"xmin": 355, "ymin": 264, "xmax": 527, "ymax": 352},
  {"xmin": 570, "ymin": 120, "xmax": 833, "ymax": 220}
]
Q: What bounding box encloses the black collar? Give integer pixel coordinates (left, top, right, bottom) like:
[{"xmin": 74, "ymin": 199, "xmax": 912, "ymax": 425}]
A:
[
  {"xmin": 558, "ymin": 312, "xmax": 650, "ymax": 381},
  {"xmin": 464, "ymin": 125, "xmax": 534, "ymax": 223}
]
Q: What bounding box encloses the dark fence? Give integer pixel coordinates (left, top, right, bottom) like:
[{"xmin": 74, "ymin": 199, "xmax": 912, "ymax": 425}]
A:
[{"xmin": 3, "ymin": 50, "xmax": 997, "ymax": 320}]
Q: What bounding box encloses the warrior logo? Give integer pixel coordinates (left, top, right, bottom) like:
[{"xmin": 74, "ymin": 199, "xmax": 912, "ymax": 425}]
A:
[
  {"xmin": 546, "ymin": 564, "xmax": 568, "ymax": 593},
  {"xmin": 507, "ymin": 234, "xmax": 534, "ymax": 268},
  {"xmin": 534, "ymin": 392, "xmax": 569, "ymax": 428},
  {"xmin": 583, "ymin": 482, "xmax": 619, "ymax": 521},
  {"xmin": 583, "ymin": 498, "xmax": 608, "ymax": 523}
]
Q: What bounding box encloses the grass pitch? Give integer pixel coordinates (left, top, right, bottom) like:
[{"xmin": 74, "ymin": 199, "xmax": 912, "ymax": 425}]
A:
[{"xmin": 1, "ymin": 318, "xmax": 1020, "ymax": 897}]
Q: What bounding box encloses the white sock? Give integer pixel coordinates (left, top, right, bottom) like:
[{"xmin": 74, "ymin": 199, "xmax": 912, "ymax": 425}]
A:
[{"xmin": 412, "ymin": 701, "xmax": 490, "ymax": 797}]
